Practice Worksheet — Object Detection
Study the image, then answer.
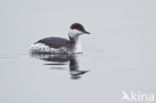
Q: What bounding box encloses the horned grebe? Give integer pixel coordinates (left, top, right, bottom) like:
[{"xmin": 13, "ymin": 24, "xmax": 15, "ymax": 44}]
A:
[{"xmin": 28, "ymin": 23, "xmax": 90, "ymax": 54}]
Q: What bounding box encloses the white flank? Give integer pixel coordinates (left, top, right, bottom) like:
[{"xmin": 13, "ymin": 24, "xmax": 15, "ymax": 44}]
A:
[{"xmin": 28, "ymin": 43, "xmax": 68, "ymax": 53}]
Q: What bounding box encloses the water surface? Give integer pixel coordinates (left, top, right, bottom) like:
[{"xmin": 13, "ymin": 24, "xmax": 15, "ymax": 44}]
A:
[{"xmin": 0, "ymin": 0, "xmax": 156, "ymax": 103}]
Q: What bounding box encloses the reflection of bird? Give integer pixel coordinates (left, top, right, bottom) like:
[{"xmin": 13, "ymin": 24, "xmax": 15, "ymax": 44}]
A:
[
  {"xmin": 70, "ymin": 70, "xmax": 89, "ymax": 80},
  {"xmin": 69, "ymin": 58, "xmax": 89, "ymax": 79},
  {"xmin": 30, "ymin": 53, "xmax": 89, "ymax": 79},
  {"xmin": 121, "ymin": 91, "xmax": 130, "ymax": 101},
  {"xmin": 28, "ymin": 23, "xmax": 90, "ymax": 54}
]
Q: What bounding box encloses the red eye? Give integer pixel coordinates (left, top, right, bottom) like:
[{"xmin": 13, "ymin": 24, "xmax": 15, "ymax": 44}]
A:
[{"xmin": 77, "ymin": 28, "xmax": 81, "ymax": 31}]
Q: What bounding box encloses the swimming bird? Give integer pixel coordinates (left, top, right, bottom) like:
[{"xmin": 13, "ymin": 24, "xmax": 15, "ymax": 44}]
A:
[{"xmin": 28, "ymin": 23, "xmax": 90, "ymax": 54}]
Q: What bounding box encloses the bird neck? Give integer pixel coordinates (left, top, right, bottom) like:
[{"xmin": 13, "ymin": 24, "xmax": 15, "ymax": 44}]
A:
[
  {"xmin": 69, "ymin": 36, "xmax": 79, "ymax": 44},
  {"xmin": 69, "ymin": 36, "xmax": 82, "ymax": 53}
]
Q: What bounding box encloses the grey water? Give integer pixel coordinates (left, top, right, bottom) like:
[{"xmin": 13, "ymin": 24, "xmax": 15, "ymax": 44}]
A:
[{"xmin": 0, "ymin": 0, "xmax": 156, "ymax": 103}]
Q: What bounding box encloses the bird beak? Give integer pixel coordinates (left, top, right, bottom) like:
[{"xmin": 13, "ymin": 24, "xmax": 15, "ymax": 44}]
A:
[{"xmin": 83, "ymin": 30, "xmax": 90, "ymax": 34}]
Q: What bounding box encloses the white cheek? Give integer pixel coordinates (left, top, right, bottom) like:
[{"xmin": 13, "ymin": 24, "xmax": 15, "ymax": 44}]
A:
[{"xmin": 68, "ymin": 29, "xmax": 83, "ymax": 38}]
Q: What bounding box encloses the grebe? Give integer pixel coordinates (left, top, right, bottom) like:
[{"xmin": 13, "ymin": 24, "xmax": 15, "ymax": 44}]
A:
[{"xmin": 28, "ymin": 23, "xmax": 90, "ymax": 54}]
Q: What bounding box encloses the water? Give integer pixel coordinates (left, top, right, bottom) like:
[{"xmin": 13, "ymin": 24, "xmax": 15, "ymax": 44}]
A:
[{"xmin": 0, "ymin": 0, "xmax": 156, "ymax": 103}]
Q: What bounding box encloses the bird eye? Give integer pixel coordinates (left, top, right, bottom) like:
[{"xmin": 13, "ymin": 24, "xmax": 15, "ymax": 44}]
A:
[{"xmin": 77, "ymin": 28, "xmax": 81, "ymax": 31}]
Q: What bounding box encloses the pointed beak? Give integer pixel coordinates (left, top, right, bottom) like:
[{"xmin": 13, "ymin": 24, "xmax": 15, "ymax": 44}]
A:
[{"xmin": 83, "ymin": 30, "xmax": 90, "ymax": 34}]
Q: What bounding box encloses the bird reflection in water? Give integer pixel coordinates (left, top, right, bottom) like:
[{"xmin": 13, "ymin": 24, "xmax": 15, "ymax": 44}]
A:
[{"xmin": 30, "ymin": 53, "xmax": 89, "ymax": 79}]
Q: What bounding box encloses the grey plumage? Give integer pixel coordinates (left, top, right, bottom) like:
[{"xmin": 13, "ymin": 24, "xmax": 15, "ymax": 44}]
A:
[{"xmin": 36, "ymin": 37, "xmax": 71, "ymax": 48}]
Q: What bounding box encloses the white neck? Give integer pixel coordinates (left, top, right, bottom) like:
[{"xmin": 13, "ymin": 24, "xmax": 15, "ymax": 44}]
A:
[
  {"xmin": 68, "ymin": 29, "xmax": 83, "ymax": 53},
  {"xmin": 69, "ymin": 36, "xmax": 82, "ymax": 53},
  {"xmin": 74, "ymin": 38, "xmax": 82, "ymax": 53}
]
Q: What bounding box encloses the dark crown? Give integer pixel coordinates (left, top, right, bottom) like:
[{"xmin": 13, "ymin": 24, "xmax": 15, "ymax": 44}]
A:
[{"xmin": 70, "ymin": 23, "xmax": 85, "ymax": 31}]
